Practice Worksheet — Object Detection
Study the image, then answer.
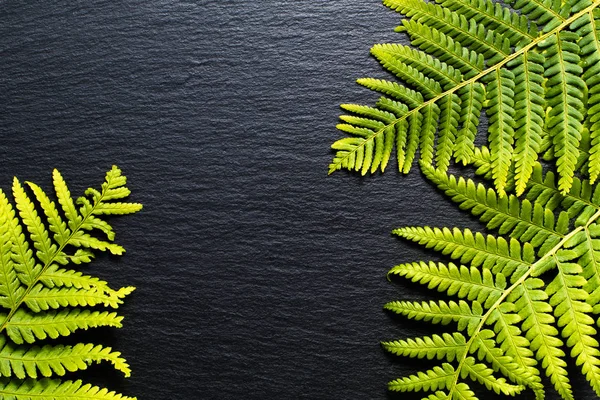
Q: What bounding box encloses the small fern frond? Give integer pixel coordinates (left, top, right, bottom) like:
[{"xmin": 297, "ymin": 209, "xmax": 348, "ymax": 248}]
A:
[
  {"xmin": 503, "ymin": 0, "xmax": 564, "ymax": 31},
  {"xmin": 0, "ymin": 167, "xmax": 141, "ymax": 399},
  {"xmin": 5, "ymin": 309, "xmax": 124, "ymax": 345},
  {"xmin": 552, "ymin": 262, "xmax": 600, "ymax": 396},
  {"xmin": 436, "ymin": 0, "xmax": 536, "ymax": 45},
  {"xmin": 400, "ymin": 20, "xmax": 485, "ymax": 78}
]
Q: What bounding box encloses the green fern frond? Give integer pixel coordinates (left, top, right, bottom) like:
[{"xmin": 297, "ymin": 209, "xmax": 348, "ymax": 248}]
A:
[
  {"xmin": 330, "ymin": 0, "xmax": 600, "ymax": 196},
  {"xmin": 329, "ymin": 0, "xmax": 600, "ymax": 398},
  {"xmin": 0, "ymin": 166, "xmax": 141, "ymax": 399},
  {"xmin": 383, "ymin": 171, "xmax": 600, "ymax": 399}
]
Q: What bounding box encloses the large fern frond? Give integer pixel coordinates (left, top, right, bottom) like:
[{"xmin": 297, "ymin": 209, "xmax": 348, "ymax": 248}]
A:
[
  {"xmin": 382, "ymin": 162, "xmax": 600, "ymax": 399},
  {"xmin": 329, "ymin": 0, "xmax": 600, "ymax": 196}
]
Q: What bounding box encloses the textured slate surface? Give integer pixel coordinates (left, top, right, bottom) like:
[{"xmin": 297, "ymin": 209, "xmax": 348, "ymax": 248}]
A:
[{"xmin": 0, "ymin": 1, "xmax": 591, "ymax": 399}]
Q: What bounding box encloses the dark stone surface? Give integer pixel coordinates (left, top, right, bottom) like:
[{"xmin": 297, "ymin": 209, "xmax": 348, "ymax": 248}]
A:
[{"xmin": 0, "ymin": 1, "xmax": 590, "ymax": 399}]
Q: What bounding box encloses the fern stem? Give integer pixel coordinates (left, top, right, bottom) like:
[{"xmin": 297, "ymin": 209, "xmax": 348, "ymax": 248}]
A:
[
  {"xmin": 329, "ymin": 0, "xmax": 600, "ymax": 175},
  {"xmin": 0, "ymin": 178, "xmax": 112, "ymax": 335},
  {"xmin": 446, "ymin": 208, "xmax": 600, "ymax": 397}
]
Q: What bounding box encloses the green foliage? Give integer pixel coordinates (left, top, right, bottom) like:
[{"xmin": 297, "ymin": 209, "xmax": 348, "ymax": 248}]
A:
[
  {"xmin": 0, "ymin": 166, "xmax": 141, "ymax": 399},
  {"xmin": 329, "ymin": 0, "xmax": 600, "ymax": 196},
  {"xmin": 328, "ymin": 0, "xmax": 600, "ymax": 398},
  {"xmin": 381, "ymin": 161, "xmax": 600, "ymax": 399}
]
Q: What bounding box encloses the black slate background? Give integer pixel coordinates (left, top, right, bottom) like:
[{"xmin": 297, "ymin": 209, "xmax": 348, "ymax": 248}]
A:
[{"xmin": 0, "ymin": 1, "xmax": 592, "ymax": 399}]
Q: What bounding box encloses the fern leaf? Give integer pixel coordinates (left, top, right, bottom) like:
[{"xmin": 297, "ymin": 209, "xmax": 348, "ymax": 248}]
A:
[
  {"xmin": 0, "ymin": 167, "xmax": 141, "ymax": 399},
  {"xmin": 39, "ymin": 265, "xmax": 109, "ymax": 292},
  {"xmin": 6, "ymin": 206, "xmax": 37, "ymax": 290},
  {"xmin": 400, "ymin": 20, "xmax": 484, "ymax": 78},
  {"xmin": 393, "ymin": 227, "xmax": 533, "ymax": 277},
  {"xmin": 471, "ymin": 329, "xmax": 541, "ymax": 390},
  {"xmin": 436, "ymin": 93, "xmax": 461, "ymax": 171},
  {"xmin": 503, "ymin": 0, "xmax": 564, "ymax": 31},
  {"xmin": 340, "ymin": 104, "xmax": 397, "ymax": 124},
  {"xmin": 526, "ymin": 166, "xmax": 600, "ymax": 220},
  {"xmin": 550, "ymin": 245, "xmax": 600, "ymax": 395},
  {"xmin": 385, "ymin": 0, "xmax": 510, "ymax": 64},
  {"xmin": 454, "ymin": 83, "xmax": 485, "ymax": 165},
  {"xmin": 26, "ymin": 182, "xmax": 70, "ymax": 247},
  {"xmin": 372, "ymin": 45, "xmax": 443, "ymax": 98},
  {"xmin": 509, "ymin": 52, "xmax": 545, "ymax": 195},
  {"xmin": 12, "ymin": 179, "xmax": 56, "ymax": 267},
  {"xmin": 435, "ymin": 0, "xmax": 536, "ymax": 46},
  {"xmin": 420, "ymin": 103, "xmax": 440, "ymax": 166},
  {"xmin": 0, "ymin": 379, "xmax": 136, "ymax": 400},
  {"xmin": 68, "ymin": 231, "xmax": 124, "ymax": 256},
  {"xmin": 389, "ymin": 261, "xmax": 503, "ymax": 308},
  {"xmin": 358, "ymin": 79, "xmax": 424, "ymax": 108},
  {"xmin": 384, "ymin": 300, "xmax": 481, "ymax": 333},
  {"xmin": 372, "ymin": 43, "xmax": 462, "ymax": 89},
  {"xmin": 5, "ymin": 309, "xmax": 124, "ymax": 345},
  {"xmin": 395, "ymin": 120, "xmax": 411, "ymax": 174},
  {"xmin": 388, "ymin": 363, "xmax": 455, "ymax": 392},
  {"xmin": 0, "ymin": 192, "xmax": 22, "ymax": 310},
  {"xmin": 382, "ymin": 332, "xmax": 466, "ymax": 362},
  {"xmin": 453, "ymin": 382, "xmax": 478, "ymax": 400},
  {"xmin": 461, "ymin": 356, "xmax": 525, "ymax": 395},
  {"xmin": 486, "ymin": 305, "xmax": 539, "ymax": 381},
  {"xmin": 421, "ymin": 166, "xmax": 565, "ymax": 253},
  {"xmin": 0, "ymin": 338, "xmax": 130, "ymax": 379},
  {"xmin": 485, "ymin": 68, "xmax": 515, "ymax": 196},
  {"xmin": 404, "ymin": 112, "xmax": 422, "ymax": 172},
  {"xmin": 573, "ymin": 10, "xmax": 600, "ymax": 183},
  {"xmin": 52, "ymin": 170, "xmax": 82, "ymax": 233},
  {"xmin": 580, "ymin": 224, "xmax": 600, "ymax": 310},
  {"xmin": 23, "ymin": 285, "xmax": 131, "ymax": 313},
  {"xmin": 539, "ymin": 31, "xmax": 585, "ymax": 194},
  {"xmin": 509, "ymin": 278, "xmax": 571, "ymax": 399}
]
